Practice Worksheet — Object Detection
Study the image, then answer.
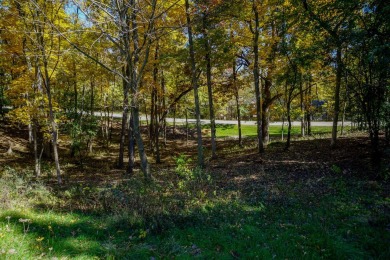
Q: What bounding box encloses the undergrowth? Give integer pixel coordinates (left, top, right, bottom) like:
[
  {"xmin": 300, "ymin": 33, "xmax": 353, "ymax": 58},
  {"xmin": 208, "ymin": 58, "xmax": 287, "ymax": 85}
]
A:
[{"xmin": 0, "ymin": 163, "xmax": 389, "ymax": 259}]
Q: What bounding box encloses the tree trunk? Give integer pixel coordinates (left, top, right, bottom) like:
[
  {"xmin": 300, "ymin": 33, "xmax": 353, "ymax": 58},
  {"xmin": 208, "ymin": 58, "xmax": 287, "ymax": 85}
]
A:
[
  {"xmin": 46, "ymin": 74, "xmax": 61, "ymax": 184},
  {"xmin": 300, "ymin": 78, "xmax": 305, "ymax": 137},
  {"xmin": 73, "ymin": 61, "xmax": 78, "ymax": 113},
  {"xmin": 233, "ymin": 60, "xmax": 242, "ymax": 147},
  {"xmin": 38, "ymin": 20, "xmax": 61, "ymax": 183},
  {"xmin": 340, "ymin": 79, "xmax": 349, "ymax": 136},
  {"xmin": 130, "ymin": 0, "xmax": 151, "ymax": 179},
  {"xmin": 186, "ymin": 107, "xmax": 189, "ymax": 145},
  {"xmin": 90, "ymin": 77, "xmax": 94, "ymax": 116},
  {"xmin": 173, "ymin": 105, "xmax": 176, "ymax": 136},
  {"xmin": 306, "ymin": 83, "xmax": 312, "ymax": 135},
  {"xmin": 28, "ymin": 117, "xmax": 33, "ymax": 143},
  {"xmin": 261, "ymin": 99, "xmax": 270, "ymax": 146},
  {"xmin": 161, "ymin": 71, "xmax": 167, "ymax": 146},
  {"xmin": 127, "ymin": 113, "xmax": 135, "ymax": 174},
  {"xmin": 281, "ymin": 113, "xmax": 285, "ymax": 141},
  {"xmin": 118, "ymin": 71, "xmax": 129, "ymax": 169},
  {"xmin": 186, "ymin": 0, "xmax": 204, "ymax": 167},
  {"xmin": 202, "ymin": 14, "xmax": 216, "ymax": 158},
  {"xmin": 0, "ymin": 85, "xmax": 4, "ymax": 119},
  {"xmin": 252, "ymin": 2, "xmax": 264, "ymax": 153},
  {"xmin": 153, "ymin": 44, "xmax": 161, "ymax": 163},
  {"xmin": 150, "ymin": 79, "xmax": 156, "ymax": 150},
  {"xmin": 285, "ymin": 100, "xmax": 292, "ymax": 150},
  {"xmin": 285, "ymin": 80, "xmax": 293, "ymax": 150},
  {"xmin": 133, "ymin": 106, "xmax": 150, "ymax": 178},
  {"xmin": 33, "ymin": 119, "xmax": 40, "ymax": 177},
  {"xmin": 331, "ymin": 46, "xmax": 342, "ymax": 148},
  {"xmin": 341, "ymin": 99, "xmax": 347, "ymax": 136}
]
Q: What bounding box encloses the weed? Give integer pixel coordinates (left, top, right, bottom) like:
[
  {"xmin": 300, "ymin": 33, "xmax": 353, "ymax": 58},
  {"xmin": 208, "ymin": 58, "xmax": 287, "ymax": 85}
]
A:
[{"xmin": 18, "ymin": 218, "xmax": 31, "ymax": 234}]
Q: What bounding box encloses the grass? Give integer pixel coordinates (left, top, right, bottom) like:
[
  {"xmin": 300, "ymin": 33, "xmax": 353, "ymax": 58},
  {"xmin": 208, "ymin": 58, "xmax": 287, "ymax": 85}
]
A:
[
  {"xmin": 198, "ymin": 124, "xmax": 352, "ymax": 138},
  {"xmin": 0, "ymin": 166, "xmax": 388, "ymax": 259},
  {"xmin": 148, "ymin": 120, "xmax": 352, "ymax": 138}
]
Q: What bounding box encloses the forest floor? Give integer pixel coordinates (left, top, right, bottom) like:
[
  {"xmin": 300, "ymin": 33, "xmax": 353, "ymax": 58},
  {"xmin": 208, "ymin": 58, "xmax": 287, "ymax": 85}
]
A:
[{"xmin": 0, "ymin": 119, "xmax": 389, "ymax": 259}]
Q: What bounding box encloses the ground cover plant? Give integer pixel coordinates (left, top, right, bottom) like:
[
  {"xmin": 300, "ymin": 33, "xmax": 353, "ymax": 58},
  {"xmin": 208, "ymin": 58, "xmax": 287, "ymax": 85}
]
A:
[{"xmin": 0, "ymin": 121, "xmax": 389, "ymax": 259}]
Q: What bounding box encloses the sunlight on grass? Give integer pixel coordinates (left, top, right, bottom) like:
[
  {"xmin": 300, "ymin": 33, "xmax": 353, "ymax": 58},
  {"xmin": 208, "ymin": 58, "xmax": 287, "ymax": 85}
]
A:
[
  {"xmin": 186, "ymin": 123, "xmax": 352, "ymax": 138},
  {"xmin": 0, "ymin": 162, "xmax": 388, "ymax": 259},
  {"xmin": 214, "ymin": 125, "xmax": 338, "ymax": 138}
]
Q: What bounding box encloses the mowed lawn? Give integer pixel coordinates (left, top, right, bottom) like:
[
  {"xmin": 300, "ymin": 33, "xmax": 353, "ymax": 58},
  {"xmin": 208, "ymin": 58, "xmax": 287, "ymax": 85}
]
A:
[{"xmin": 199, "ymin": 124, "xmax": 352, "ymax": 138}]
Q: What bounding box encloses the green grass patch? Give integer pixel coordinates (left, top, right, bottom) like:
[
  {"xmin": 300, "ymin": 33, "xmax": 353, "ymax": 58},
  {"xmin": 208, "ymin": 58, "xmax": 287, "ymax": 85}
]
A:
[{"xmin": 212, "ymin": 124, "xmax": 351, "ymax": 138}]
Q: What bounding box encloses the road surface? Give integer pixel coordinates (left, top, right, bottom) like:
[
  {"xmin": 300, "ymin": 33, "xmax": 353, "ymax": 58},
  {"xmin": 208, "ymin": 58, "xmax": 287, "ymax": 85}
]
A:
[{"xmin": 96, "ymin": 112, "xmax": 351, "ymax": 127}]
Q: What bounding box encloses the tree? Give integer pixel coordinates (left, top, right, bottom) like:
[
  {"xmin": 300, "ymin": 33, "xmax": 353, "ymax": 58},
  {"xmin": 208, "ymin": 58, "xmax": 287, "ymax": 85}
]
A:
[
  {"xmin": 186, "ymin": 0, "xmax": 204, "ymax": 167},
  {"xmin": 69, "ymin": 0, "xmax": 160, "ymax": 178},
  {"xmin": 251, "ymin": 0, "xmax": 264, "ymax": 153},
  {"xmin": 345, "ymin": 0, "xmax": 389, "ymax": 167},
  {"xmin": 2, "ymin": 0, "xmax": 68, "ymax": 183},
  {"xmin": 301, "ymin": 0, "xmax": 359, "ymax": 148}
]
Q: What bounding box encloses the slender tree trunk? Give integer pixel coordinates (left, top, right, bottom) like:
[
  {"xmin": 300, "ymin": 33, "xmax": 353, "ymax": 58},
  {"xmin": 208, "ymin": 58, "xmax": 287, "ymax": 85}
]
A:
[
  {"xmin": 340, "ymin": 79, "xmax": 348, "ymax": 136},
  {"xmin": 130, "ymin": 0, "xmax": 151, "ymax": 179},
  {"xmin": 306, "ymin": 83, "xmax": 312, "ymax": 135},
  {"xmin": 0, "ymin": 85, "xmax": 3, "ymax": 119},
  {"xmin": 253, "ymin": 2, "xmax": 264, "ymax": 153},
  {"xmin": 281, "ymin": 113, "xmax": 285, "ymax": 141},
  {"xmin": 386, "ymin": 95, "xmax": 390, "ymax": 146},
  {"xmin": 33, "ymin": 119, "xmax": 40, "ymax": 176},
  {"xmin": 285, "ymin": 100, "xmax": 292, "ymax": 150},
  {"xmin": 90, "ymin": 77, "xmax": 94, "ymax": 116},
  {"xmin": 186, "ymin": 0, "xmax": 204, "ymax": 167},
  {"xmin": 300, "ymin": 78, "xmax": 305, "ymax": 137},
  {"xmin": 233, "ymin": 60, "xmax": 242, "ymax": 147},
  {"xmin": 127, "ymin": 113, "xmax": 135, "ymax": 174},
  {"xmin": 285, "ymin": 80, "xmax": 293, "ymax": 150},
  {"xmin": 133, "ymin": 106, "xmax": 150, "ymax": 177},
  {"xmin": 150, "ymin": 81, "xmax": 156, "ymax": 150},
  {"xmin": 73, "ymin": 61, "xmax": 78, "ymax": 113},
  {"xmin": 109, "ymin": 90, "xmax": 114, "ymax": 141},
  {"xmin": 331, "ymin": 46, "xmax": 342, "ymax": 148},
  {"xmin": 161, "ymin": 71, "xmax": 167, "ymax": 146},
  {"xmin": 341, "ymin": 98, "xmax": 347, "ymax": 136},
  {"xmin": 173, "ymin": 105, "xmax": 176, "ymax": 136},
  {"xmin": 153, "ymin": 44, "xmax": 161, "ymax": 163},
  {"xmin": 186, "ymin": 107, "xmax": 189, "ymax": 145},
  {"xmin": 38, "ymin": 21, "xmax": 61, "ymax": 183},
  {"xmin": 261, "ymin": 92, "xmax": 270, "ymax": 146},
  {"xmin": 144, "ymin": 100, "xmax": 149, "ymax": 130},
  {"xmin": 155, "ymin": 106, "xmax": 161, "ymax": 164},
  {"xmin": 28, "ymin": 113, "xmax": 33, "ymax": 143},
  {"xmin": 202, "ymin": 14, "xmax": 216, "ymax": 158},
  {"xmin": 118, "ymin": 70, "xmax": 129, "ymax": 169},
  {"xmin": 46, "ymin": 75, "xmax": 61, "ymax": 184}
]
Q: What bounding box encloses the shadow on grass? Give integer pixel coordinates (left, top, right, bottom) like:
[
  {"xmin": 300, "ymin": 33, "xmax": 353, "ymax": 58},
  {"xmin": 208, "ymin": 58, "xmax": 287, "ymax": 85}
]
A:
[{"xmin": 1, "ymin": 177, "xmax": 389, "ymax": 259}]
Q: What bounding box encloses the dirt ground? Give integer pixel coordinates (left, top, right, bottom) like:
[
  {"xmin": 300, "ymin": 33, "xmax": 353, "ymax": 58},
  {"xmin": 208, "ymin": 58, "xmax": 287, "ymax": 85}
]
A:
[{"xmin": 0, "ymin": 119, "xmax": 389, "ymax": 190}]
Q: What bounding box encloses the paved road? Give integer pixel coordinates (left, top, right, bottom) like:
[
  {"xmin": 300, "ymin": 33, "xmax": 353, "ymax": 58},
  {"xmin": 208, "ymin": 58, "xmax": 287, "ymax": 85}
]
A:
[
  {"xmin": 161, "ymin": 118, "xmax": 351, "ymax": 127},
  {"xmin": 97, "ymin": 112, "xmax": 351, "ymax": 127}
]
